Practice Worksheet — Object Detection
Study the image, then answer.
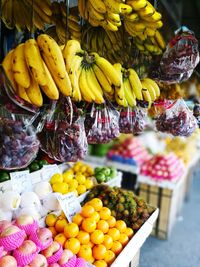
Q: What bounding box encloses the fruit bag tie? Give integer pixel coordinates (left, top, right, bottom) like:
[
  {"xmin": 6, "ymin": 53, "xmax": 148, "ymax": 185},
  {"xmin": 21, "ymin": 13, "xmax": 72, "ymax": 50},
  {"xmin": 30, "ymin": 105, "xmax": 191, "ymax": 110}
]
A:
[
  {"xmin": 156, "ymin": 99, "xmax": 198, "ymax": 137},
  {"xmin": 39, "ymin": 98, "xmax": 88, "ymax": 162},
  {"xmin": 152, "ymin": 26, "xmax": 199, "ymax": 84},
  {"xmin": 85, "ymin": 103, "xmax": 120, "ymax": 144},
  {"xmin": 119, "ymin": 106, "xmax": 147, "ymax": 134}
]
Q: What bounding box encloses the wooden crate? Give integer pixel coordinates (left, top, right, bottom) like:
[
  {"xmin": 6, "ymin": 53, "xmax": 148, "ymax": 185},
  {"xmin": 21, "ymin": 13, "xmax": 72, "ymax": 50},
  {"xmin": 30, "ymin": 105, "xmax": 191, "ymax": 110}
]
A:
[{"xmin": 137, "ymin": 175, "xmax": 186, "ymax": 240}]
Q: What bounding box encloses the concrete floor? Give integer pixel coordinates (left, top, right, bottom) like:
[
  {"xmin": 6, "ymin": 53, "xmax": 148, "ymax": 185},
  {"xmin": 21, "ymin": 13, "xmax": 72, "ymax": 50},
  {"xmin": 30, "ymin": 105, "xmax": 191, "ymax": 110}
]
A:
[{"xmin": 140, "ymin": 172, "xmax": 200, "ymax": 267}]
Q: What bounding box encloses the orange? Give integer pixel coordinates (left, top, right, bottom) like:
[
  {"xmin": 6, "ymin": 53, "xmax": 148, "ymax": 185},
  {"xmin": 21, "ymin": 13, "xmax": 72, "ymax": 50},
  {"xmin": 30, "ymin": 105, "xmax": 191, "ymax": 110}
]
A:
[
  {"xmin": 78, "ymin": 245, "xmax": 92, "ymax": 261},
  {"xmin": 77, "ymin": 231, "xmax": 90, "ymax": 245},
  {"xmin": 104, "ymin": 250, "xmax": 116, "ymax": 265},
  {"xmin": 103, "ymin": 235, "xmax": 113, "ymax": 250},
  {"xmin": 125, "ymin": 228, "xmax": 134, "ymax": 238},
  {"xmin": 94, "ymin": 260, "xmax": 108, "ymax": 267},
  {"xmin": 107, "ymin": 228, "xmax": 120, "ymax": 241},
  {"xmin": 81, "ymin": 205, "xmax": 95, "ymax": 218},
  {"xmin": 55, "ymin": 217, "xmax": 68, "ymax": 233},
  {"xmin": 90, "ymin": 230, "xmax": 104, "ymax": 245},
  {"xmin": 82, "ymin": 218, "xmax": 96, "ymax": 233},
  {"xmin": 92, "ymin": 244, "xmax": 107, "ymax": 260},
  {"xmin": 54, "ymin": 233, "xmax": 66, "ymax": 247},
  {"xmin": 48, "ymin": 226, "xmax": 57, "ymax": 238},
  {"xmin": 115, "ymin": 220, "xmax": 127, "ymax": 233},
  {"xmin": 97, "ymin": 220, "xmax": 109, "ymax": 234},
  {"xmin": 88, "ymin": 256, "xmax": 95, "ymax": 264},
  {"xmin": 90, "ymin": 212, "xmax": 100, "ymax": 222},
  {"xmin": 119, "ymin": 233, "xmax": 129, "ymax": 246},
  {"xmin": 99, "ymin": 207, "xmax": 111, "ymax": 220},
  {"xmin": 45, "ymin": 214, "xmax": 58, "ymax": 227},
  {"xmin": 64, "ymin": 223, "xmax": 79, "ymax": 238},
  {"xmin": 111, "ymin": 241, "xmax": 123, "ymax": 255},
  {"xmin": 64, "ymin": 238, "xmax": 80, "ymax": 254},
  {"xmin": 72, "ymin": 213, "xmax": 83, "ymax": 226},
  {"xmin": 87, "ymin": 241, "xmax": 94, "ymax": 248},
  {"xmin": 106, "ymin": 216, "xmax": 116, "ymax": 228},
  {"xmin": 89, "ymin": 198, "xmax": 103, "ymax": 212}
]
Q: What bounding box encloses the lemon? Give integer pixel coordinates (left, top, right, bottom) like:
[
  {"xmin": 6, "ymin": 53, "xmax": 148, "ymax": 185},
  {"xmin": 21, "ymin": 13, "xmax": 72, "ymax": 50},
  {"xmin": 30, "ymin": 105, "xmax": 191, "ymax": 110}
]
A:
[
  {"xmin": 76, "ymin": 173, "xmax": 86, "ymax": 185},
  {"xmin": 50, "ymin": 173, "xmax": 63, "ymax": 185},
  {"xmin": 85, "ymin": 179, "xmax": 94, "ymax": 190},
  {"xmin": 52, "ymin": 182, "xmax": 68, "ymax": 194},
  {"xmin": 63, "ymin": 170, "xmax": 74, "ymax": 183},
  {"xmin": 86, "ymin": 166, "xmax": 94, "ymax": 176},
  {"xmin": 80, "ymin": 166, "xmax": 87, "ymax": 173},
  {"xmin": 68, "ymin": 179, "xmax": 78, "ymax": 190},
  {"xmin": 77, "ymin": 185, "xmax": 87, "ymax": 195}
]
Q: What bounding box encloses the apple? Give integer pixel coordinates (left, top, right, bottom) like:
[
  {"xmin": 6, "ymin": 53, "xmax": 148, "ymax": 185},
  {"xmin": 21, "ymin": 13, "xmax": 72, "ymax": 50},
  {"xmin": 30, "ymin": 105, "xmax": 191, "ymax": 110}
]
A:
[
  {"xmin": 29, "ymin": 254, "xmax": 47, "ymax": 267},
  {"xmin": 58, "ymin": 249, "xmax": 73, "ymax": 265},
  {"xmin": 1, "ymin": 225, "xmax": 20, "ymax": 237},
  {"xmin": 41, "ymin": 241, "xmax": 60, "ymax": 258},
  {"xmin": 18, "ymin": 240, "xmax": 37, "ymax": 254},
  {"xmin": 0, "ymin": 220, "xmax": 12, "ymax": 232},
  {"xmin": 16, "ymin": 215, "xmax": 34, "ymax": 226},
  {"xmin": 34, "ymin": 228, "xmax": 52, "ymax": 245},
  {"xmin": 0, "ymin": 255, "xmax": 17, "ymax": 267}
]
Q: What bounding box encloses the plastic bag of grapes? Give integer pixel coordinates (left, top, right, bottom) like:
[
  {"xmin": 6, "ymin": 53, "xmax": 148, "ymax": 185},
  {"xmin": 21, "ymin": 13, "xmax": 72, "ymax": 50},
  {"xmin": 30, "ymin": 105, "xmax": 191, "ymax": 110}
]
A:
[
  {"xmin": 85, "ymin": 103, "xmax": 120, "ymax": 144},
  {"xmin": 156, "ymin": 99, "xmax": 198, "ymax": 137},
  {"xmin": 39, "ymin": 98, "xmax": 88, "ymax": 162},
  {"xmin": 119, "ymin": 106, "xmax": 147, "ymax": 134}
]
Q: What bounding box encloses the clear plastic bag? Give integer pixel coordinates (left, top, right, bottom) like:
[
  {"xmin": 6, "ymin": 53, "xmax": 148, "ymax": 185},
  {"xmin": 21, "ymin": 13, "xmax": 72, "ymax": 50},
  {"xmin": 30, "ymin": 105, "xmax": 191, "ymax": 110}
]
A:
[
  {"xmin": 119, "ymin": 106, "xmax": 147, "ymax": 134},
  {"xmin": 39, "ymin": 98, "xmax": 88, "ymax": 162},
  {"xmin": 156, "ymin": 99, "xmax": 198, "ymax": 137},
  {"xmin": 85, "ymin": 103, "xmax": 120, "ymax": 144}
]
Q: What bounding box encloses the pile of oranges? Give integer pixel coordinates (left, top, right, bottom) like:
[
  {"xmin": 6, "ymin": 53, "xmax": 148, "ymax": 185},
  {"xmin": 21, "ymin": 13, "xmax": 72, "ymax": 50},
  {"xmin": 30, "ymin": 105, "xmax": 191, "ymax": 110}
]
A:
[{"xmin": 45, "ymin": 198, "xmax": 134, "ymax": 267}]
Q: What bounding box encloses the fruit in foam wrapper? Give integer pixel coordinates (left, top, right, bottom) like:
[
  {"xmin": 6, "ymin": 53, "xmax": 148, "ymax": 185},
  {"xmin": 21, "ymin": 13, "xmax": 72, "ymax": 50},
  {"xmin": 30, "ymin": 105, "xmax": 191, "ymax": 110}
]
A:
[
  {"xmin": 29, "ymin": 254, "xmax": 48, "ymax": 267},
  {"xmin": 58, "ymin": 249, "xmax": 73, "ymax": 265},
  {"xmin": 41, "ymin": 241, "xmax": 60, "ymax": 258},
  {"xmin": 17, "ymin": 240, "xmax": 37, "ymax": 254},
  {"xmin": 0, "ymin": 255, "xmax": 17, "ymax": 267}
]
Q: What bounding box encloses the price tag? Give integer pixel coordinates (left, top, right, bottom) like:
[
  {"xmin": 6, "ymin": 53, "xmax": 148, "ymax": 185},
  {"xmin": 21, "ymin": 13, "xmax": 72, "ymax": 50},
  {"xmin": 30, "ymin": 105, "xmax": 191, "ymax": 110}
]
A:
[
  {"xmin": 57, "ymin": 192, "xmax": 81, "ymax": 222},
  {"xmin": 41, "ymin": 164, "xmax": 61, "ymax": 181},
  {"xmin": 10, "ymin": 170, "xmax": 31, "ymax": 194}
]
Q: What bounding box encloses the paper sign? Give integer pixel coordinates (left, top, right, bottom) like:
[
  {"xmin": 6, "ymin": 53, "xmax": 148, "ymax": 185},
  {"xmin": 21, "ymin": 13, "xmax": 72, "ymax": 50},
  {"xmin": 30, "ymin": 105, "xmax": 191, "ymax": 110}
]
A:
[
  {"xmin": 41, "ymin": 164, "xmax": 61, "ymax": 181},
  {"xmin": 10, "ymin": 170, "xmax": 31, "ymax": 194},
  {"xmin": 57, "ymin": 192, "xmax": 81, "ymax": 222}
]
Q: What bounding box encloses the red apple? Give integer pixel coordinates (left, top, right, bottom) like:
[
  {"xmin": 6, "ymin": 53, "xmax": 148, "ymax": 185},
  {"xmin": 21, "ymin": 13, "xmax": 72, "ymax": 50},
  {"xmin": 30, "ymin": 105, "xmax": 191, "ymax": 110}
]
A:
[
  {"xmin": 37, "ymin": 228, "xmax": 52, "ymax": 244},
  {"xmin": 18, "ymin": 240, "xmax": 37, "ymax": 254},
  {"xmin": 1, "ymin": 225, "xmax": 20, "ymax": 237},
  {"xmin": 29, "ymin": 254, "xmax": 47, "ymax": 267},
  {"xmin": 16, "ymin": 215, "xmax": 34, "ymax": 226},
  {"xmin": 41, "ymin": 241, "xmax": 60, "ymax": 258},
  {"xmin": 0, "ymin": 221, "xmax": 12, "ymax": 232},
  {"xmin": 58, "ymin": 249, "xmax": 73, "ymax": 265},
  {"xmin": 0, "ymin": 255, "xmax": 17, "ymax": 267}
]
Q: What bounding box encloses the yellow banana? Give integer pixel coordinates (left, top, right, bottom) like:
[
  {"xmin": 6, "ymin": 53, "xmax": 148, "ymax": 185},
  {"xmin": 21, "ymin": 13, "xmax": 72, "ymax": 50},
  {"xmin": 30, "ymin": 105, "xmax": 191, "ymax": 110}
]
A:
[
  {"xmin": 26, "ymin": 74, "xmax": 43, "ymax": 107},
  {"xmin": 17, "ymin": 85, "xmax": 31, "ymax": 103},
  {"xmin": 92, "ymin": 64, "xmax": 113, "ymax": 94},
  {"xmin": 68, "ymin": 20, "xmax": 81, "ymax": 32},
  {"xmin": 40, "ymin": 60, "xmax": 59, "ymax": 100},
  {"xmin": 2, "ymin": 49, "xmax": 17, "ymax": 91},
  {"xmin": 89, "ymin": 0, "xmax": 106, "ymax": 13},
  {"xmin": 142, "ymin": 88, "xmax": 152, "ymax": 107},
  {"xmin": 86, "ymin": 67, "xmax": 104, "ymax": 104},
  {"xmin": 24, "ymin": 39, "xmax": 47, "ymax": 86},
  {"xmin": 113, "ymin": 63, "xmax": 126, "ymax": 107},
  {"xmin": 127, "ymin": 0, "xmax": 147, "ymax": 11},
  {"xmin": 145, "ymin": 27, "xmax": 156, "ymax": 37},
  {"xmin": 120, "ymin": 3, "xmax": 132, "ymax": 14},
  {"xmin": 92, "ymin": 53, "xmax": 121, "ymax": 87},
  {"xmin": 107, "ymin": 12, "xmax": 121, "ymax": 23},
  {"xmin": 103, "ymin": 0, "xmax": 121, "ymax": 13},
  {"xmin": 88, "ymin": 16, "xmax": 100, "ymax": 27},
  {"xmin": 125, "ymin": 12, "xmax": 139, "ymax": 22},
  {"xmin": 87, "ymin": 1, "xmax": 105, "ymax": 21},
  {"xmin": 100, "ymin": 20, "xmax": 118, "ymax": 31},
  {"xmin": 141, "ymin": 79, "xmax": 156, "ymax": 101},
  {"xmin": 128, "ymin": 68, "xmax": 143, "ymax": 100},
  {"xmin": 138, "ymin": 2, "xmax": 155, "ymax": 17},
  {"xmin": 79, "ymin": 67, "xmax": 95, "ymax": 102},
  {"xmin": 143, "ymin": 78, "xmax": 160, "ymax": 98},
  {"xmin": 78, "ymin": 0, "xmax": 86, "ymax": 19},
  {"xmin": 131, "ymin": 21, "xmax": 146, "ymax": 32},
  {"xmin": 34, "ymin": 0, "xmax": 52, "ymax": 16},
  {"xmin": 155, "ymin": 30, "xmax": 166, "ymax": 50},
  {"xmin": 143, "ymin": 11, "xmax": 162, "ymax": 22},
  {"xmin": 63, "ymin": 40, "xmax": 83, "ymax": 72},
  {"xmin": 68, "ymin": 55, "xmax": 83, "ymax": 102},
  {"xmin": 12, "ymin": 43, "xmax": 31, "ymax": 89},
  {"xmin": 123, "ymin": 78, "xmax": 136, "ymax": 107}
]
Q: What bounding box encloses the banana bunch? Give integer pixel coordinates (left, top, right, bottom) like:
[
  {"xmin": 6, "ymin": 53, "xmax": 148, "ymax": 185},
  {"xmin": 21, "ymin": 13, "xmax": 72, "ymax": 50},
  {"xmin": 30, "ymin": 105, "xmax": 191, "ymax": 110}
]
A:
[
  {"xmin": 113, "ymin": 63, "xmax": 160, "ymax": 107},
  {"xmin": 2, "ymin": 34, "xmax": 73, "ymax": 107},
  {"xmin": 62, "ymin": 40, "xmax": 122, "ymax": 103},
  {"xmin": 134, "ymin": 30, "xmax": 166, "ymax": 55},
  {"xmin": 81, "ymin": 26, "xmax": 131, "ymax": 64},
  {"xmin": 51, "ymin": 3, "xmax": 82, "ymax": 44},
  {"xmin": 1, "ymin": 0, "xmax": 52, "ymax": 31},
  {"xmin": 78, "ymin": 0, "xmax": 133, "ymax": 31},
  {"xmin": 124, "ymin": 0, "xmax": 163, "ymax": 40}
]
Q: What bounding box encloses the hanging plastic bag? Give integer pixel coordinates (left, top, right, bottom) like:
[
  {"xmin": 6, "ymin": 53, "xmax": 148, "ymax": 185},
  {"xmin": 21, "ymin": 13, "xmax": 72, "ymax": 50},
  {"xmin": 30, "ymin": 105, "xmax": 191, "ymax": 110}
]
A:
[
  {"xmin": 39, "ymin": 98, "xmax": 88, "ymax": 162},
  {"xmin": 119, "ymin": 106, "xmax": 147, "ymax": 134},
  {"xmin": 85, "ymin": 103, "xmax": 120, "ymax": 144},
  {"xmin": 156, "ymin": 99, "xmax": 198, "ymax": 137},
  {"xmin": 152, "ymin": 27, "xmax": 199, "ymax": 84}
]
